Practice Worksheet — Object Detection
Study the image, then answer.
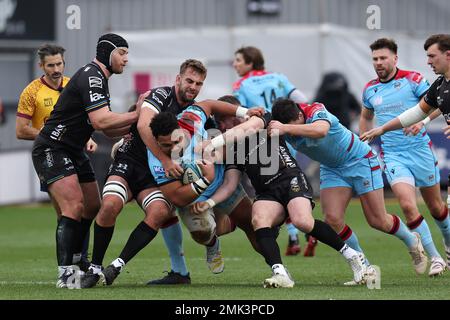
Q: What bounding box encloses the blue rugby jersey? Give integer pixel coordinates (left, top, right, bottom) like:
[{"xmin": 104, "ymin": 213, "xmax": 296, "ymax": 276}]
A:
[
  {"xmin": 285, "ymin": 103, "xmax": 372, "ymax": 167},
  {"xmin": 232, "ymin": 70, "xmax": 296, "ymax": 112},
  {"xmin": 362, "ymin": 69, "xmax": 431, "ymax": 150}
]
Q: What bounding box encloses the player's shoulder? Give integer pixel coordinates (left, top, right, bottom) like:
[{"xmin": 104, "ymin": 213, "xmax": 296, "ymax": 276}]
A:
[
  {"xmin": 21, "ymin": 78, "xmax": 44, "ymax": 95},
  {"xmin": 430, "ymin": 75, "xmax": 445, "ymax": 88},
  {"xmin": 62, "ymin": 76, "xmax": 71, "ymax": 87},
  {"xmin": 300, "ymin": 102, "xmax": 326, "ymax": 119},
  {"xmin": 78, "ymin": 63, "xmax": 106, "ymax": 81},
  {"xmin": 149, "ymin": 86, "xmax": 172, "ymax": 101},
  {"xmin": 233, "ymin": 70, "xmax": 269, "ymax": 90},
  {"xmin": 395, "ymin": 69, "xmax": 424, "ymax": 84},
  {"xmin": 363, "ymin": 78, "xmax": 380, "ymax": 92}
]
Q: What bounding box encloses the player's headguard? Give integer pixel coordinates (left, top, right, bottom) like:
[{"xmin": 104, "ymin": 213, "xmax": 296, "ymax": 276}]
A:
[{"xmin": 96, "ymin": 33, "xmax": 128, "ymax": 74}]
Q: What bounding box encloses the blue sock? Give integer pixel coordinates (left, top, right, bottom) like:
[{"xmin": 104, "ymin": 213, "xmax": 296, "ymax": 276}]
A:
[
  {"xmin": 390, "ymin": 215, "xmax": 416, "ymax": 248},
  {"xmin": 161, "ymin": 220, "xmax": 189, "ymax": 276},
  {"xmin": 286, "ymin": 222, "xmax": 299, "ymax": 240},
  {"xmin": 434, "ymin": 207, "xmax": 450, "ymax": 246},
  {"xmin": 339, "ymin": 225, "xmax": 369, "ymax": 264},
  {"xmin": 409, "ymin": 216, "xmax": 440, "ymax": 258}
]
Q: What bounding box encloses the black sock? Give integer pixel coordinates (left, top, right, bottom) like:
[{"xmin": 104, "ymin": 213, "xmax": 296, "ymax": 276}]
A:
[
  {"xmin": 92, "ymin": 222, "xmax": 115, "ymax": 266},
  {"xmin": 255, "ymin": 227, "xmax": 282, "ymax": 267},
  {"xmin": 308, "ymin": 219, "xmax": 345, "ymax": 251},
  {"xmin": 74, "ymin": 218, "xmax": 93, "ymax": 255},
  {"xmin": 56, "ymin": 216, "xmax": 80, "ymax": 266},
  {"xmin": 119, "ymin": 221, "xmax": 157, "ymax": 264},
  {"xmin": 81, "ymin": 230, "xmax": 90, "ymax": 259}
]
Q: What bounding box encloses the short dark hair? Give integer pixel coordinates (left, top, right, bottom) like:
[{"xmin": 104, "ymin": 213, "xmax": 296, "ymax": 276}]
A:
[
  {"xmin": 369, "ymin": 38, "xmax": 398, "ymax": 54},
  {"xmin": 179, "ymin": 59, "xmax": 207, "ymax": 76},
  {"xmin": 272, "ymin": 98, "xmax": 301, "ymax": 124},
  {"xmin": 235, "ymin": 46, "xmax": 265, "ymax": 70},
  {"xmin": 215, "ymin": 95, "xmax": 241, "ymax": 122},
  {"xmin": 424, "ymin": 34, "xmax": 450, "ymax": 52},
  {"xmin": 218, "ymin": 95, "xmax": 240, "ymax": 106},
  {"xmin": 150, "ymin": 112, "xmax": 179, "ymax": 138},
  {"xmin": 37, "ymin": 44, "xmax": 66, "ymax": 62}
]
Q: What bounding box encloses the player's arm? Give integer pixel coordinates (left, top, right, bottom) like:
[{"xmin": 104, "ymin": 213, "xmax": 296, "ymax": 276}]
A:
[
  {"xmin": 403, "ymin": 108, "xmax": 442, "ymax": 136},
  {"xmin": 268, "ymin": 119, "xmax": 330, "ymax": 139},
  {"xmin": 196, "ymin": 99, "xmax": 264, "ymax": 119},
  {"xmin": 102, "ymin": 124, "xmax": 132, "ymax": 137},
  {"xmin": 16, "ymin": 87, "xmax": 39, "ymax": 140},
  {"xmin": 360, "ymin": 99, "xmax": 435, "ymax": 142},
  {"xmin": 358, "ymin": 107, "xmax": 374, "ymax": 135},
  {"xmin": 159, "ymin": 160, "xmax": 215, "ymax": 208},
  {"xmin": 81, "ymin": 72, "xmax": 139, "ymax": 130},
  {"xmin": 205, "ymin": 115, "xmax": 266, "ymax": 153},
  {"xmin": 16, "ymin": 116, "xmax": 39, "ymax": 140},
  {"xmin": 88, "ymin": 107, "xmax": 138, "ymax": 130},
  {"xmin": 191, "ymin": 168, "xmax": 242, "ymax": 214},
  {"xmin": 288, "ymin": 89, "xmax": 308, "ymax": 103},
  {"xmin": 137, "ymin": 91, "xmax": 184, "ymax": 178}
]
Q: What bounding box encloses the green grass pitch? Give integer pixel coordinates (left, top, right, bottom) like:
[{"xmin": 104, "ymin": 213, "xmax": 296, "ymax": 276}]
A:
[{"xmin": 0, "ymin": 200, "xmax": 449, "ymax": 300}]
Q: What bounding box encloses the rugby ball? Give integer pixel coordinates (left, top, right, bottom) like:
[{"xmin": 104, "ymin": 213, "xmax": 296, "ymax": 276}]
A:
[{"xmin": 181, "ymin": 162, "xmax": 203, "ymax": 184}]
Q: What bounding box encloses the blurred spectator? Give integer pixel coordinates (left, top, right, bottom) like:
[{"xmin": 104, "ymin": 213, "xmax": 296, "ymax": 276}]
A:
[{"xmin": 314, "ymin": 72, "xmax": 361, "ymax": 130}]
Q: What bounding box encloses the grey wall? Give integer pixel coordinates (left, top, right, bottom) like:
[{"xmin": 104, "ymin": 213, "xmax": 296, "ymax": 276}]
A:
[{"xmin": 56, "ymin": 0, "xmax": 450, "ymax": 77}]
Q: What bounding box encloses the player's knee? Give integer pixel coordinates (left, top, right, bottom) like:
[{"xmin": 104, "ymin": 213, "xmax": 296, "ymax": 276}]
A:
[
  {"xmin": 290, "ymin": 214, "xmax": 313, "ymax": 232},
  {"xmin": 427, "ymin": 200, "xmax": 444, "ymax": 216},
  {"xmin": 366, "ymin": 217, "xmax": 385, "ymax": 231},
  {"xmin": 251, "ymin": 211, "xmax": 268, "ymax": 229},
  {"xmin": 190, "ymin": 230, "xmax": 215, "ymax": 245},
  {"xmin": 323, "ymin": 213, "xmax": 343, "ymax": 230},
  {"xmin": 398, "ymin": 199, "xmax": 417, "ymax": 216},
  {"xmin": 97, "ymin": 197, "xmax": 123, "ymax": 224}
]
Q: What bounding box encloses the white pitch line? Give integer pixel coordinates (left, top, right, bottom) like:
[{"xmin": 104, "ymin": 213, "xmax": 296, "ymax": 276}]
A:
[{"xmin": 0, "ymin": 281, "xmax": 54, "ymax": 285}]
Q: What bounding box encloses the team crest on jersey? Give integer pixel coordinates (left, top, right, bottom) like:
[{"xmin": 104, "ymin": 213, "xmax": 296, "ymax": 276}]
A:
[
  {"xmin": 394, "ymin": 82, "xmax": 401, "ymax": 89},
  {"xmin": 437, "ymin": 96, "xmax": 443, "ymax": 107},
  {"xmin": 290, "ymin": 177, "xmax": 300, "ymax": 192},
  {"xmin": 44, "ymin": 98, "xmax": 53, "ymax": 107},
  {"xmin": 315, "ymin": 111, "xmax": 327, "ymax": 119},
  {"xmin": 373, "ymin": 96, "xmax": 383, "ymax": 106}
]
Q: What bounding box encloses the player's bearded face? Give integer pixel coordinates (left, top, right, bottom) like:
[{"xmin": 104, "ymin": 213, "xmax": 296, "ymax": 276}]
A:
[
  {"xmin": 372, "ymin": 49, "xmax": 397, "ymax": 80},
  {"xmin": 177, "ymin": 68, "xmax": 205, "ymax": 103},
  {"xmin": 41, "ymin": 54, "xmax": 64, "ymax": 81}
]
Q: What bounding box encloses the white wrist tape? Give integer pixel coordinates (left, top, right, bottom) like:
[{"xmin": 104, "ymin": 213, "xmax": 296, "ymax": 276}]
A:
[
  {"xmin": 206, "ymin": 198, "xmax": 216, "ymax": 208},
  {"xmin": 398, "ymin": 104, "xmax": 428, "ymax": 127},
  {"xmin": 421, "ymin": 116, "xmax": 431, "ymax": 126},
  {"xmin": 236, "ymin": 106, "xmax": 248, "ymax": 118},
  {"xmin": 211, "ymin": 135, "xmax": 225, "ymax": 149}
]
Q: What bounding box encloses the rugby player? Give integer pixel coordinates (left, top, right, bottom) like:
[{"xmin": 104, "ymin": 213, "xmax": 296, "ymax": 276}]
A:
[
  {"xmin": 232, "ymin": 46, "xmax": 315, "ymax": 257},
  {"xmin": 199, "ymin": 108, "xmax": 370, "ymax": 288},
  {"xmin": 31, "ymin": 33, "xmax": 140, "ymax": 288},
  {"xmin": 16, "ymin": 44, "xmax": 97, "ymax": 270},
  {"xmin": 361, "ymin": 34, "xmax": 450, "ymax": 269},
  {"xmin": 360, "ymin": 38, "xmax": 446, "ymax": 276}
]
